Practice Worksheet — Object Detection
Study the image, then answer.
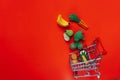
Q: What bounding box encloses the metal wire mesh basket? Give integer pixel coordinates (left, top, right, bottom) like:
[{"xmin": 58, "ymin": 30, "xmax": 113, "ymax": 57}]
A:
[{"xmin": 70, "ymin": 38, "xmax": 107, "ymax": 79}]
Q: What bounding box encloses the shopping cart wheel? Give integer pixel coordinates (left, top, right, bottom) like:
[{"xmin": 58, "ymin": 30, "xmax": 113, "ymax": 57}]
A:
[
  {"xmin": 97, "ymin": 75, "xmax": 100, "ymax": 79},
  {"xmin": 74, "ymin": 76, "xmax": 78, "ymax": 79},
  {"xmin": 97, "ymin": 74, "xmax": 101, "ymax": 79},
  {"xmin": 74, "ymin": 71, "xmax": 78, "ymax": 79}
]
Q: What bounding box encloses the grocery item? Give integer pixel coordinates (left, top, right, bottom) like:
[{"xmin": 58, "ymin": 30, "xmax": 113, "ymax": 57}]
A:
[
  {"xmin": 69, "ymin": 14, "xmax": 88, "ymax": 30},
  {"xmin": 65, "ymin": 30, "xmax": 74, "ymax": 37},
  {"xmin": 57, "ymin": 14, "xmax": 70, "ymax": 27},
  {"xmin": 63, "ymin": 33, "xmax": 70, "ymax": 41}
]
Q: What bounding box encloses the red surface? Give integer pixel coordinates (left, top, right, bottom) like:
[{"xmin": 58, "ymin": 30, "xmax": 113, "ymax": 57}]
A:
[{"xmin": 0, "ymin": 0, "xmax": 120, "ymax": 80}]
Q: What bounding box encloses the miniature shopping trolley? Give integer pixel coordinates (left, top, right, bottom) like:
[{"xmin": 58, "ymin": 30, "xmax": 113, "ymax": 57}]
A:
[{"xmin": 70, "ymin": 38, "xmax": 107, "ymax": 79}]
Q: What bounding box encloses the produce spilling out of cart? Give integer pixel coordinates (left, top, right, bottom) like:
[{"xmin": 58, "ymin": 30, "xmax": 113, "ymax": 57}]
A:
[{"xmin": 57, "ymin": 14, "xmax": 107, "ymax": 79}]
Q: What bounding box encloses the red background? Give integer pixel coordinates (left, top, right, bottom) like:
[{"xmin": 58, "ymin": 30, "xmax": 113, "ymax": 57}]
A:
[{"xmin": 0, "ymin": 0, "xmax": 120, "ymax": 80}]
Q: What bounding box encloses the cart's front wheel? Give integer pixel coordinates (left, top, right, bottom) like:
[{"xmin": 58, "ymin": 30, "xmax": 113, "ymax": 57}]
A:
[
  {"xmin": 74, "ymin": 71, "xmax": 78, "ymax": 79},
  {"xmin": 74, "ymin": 76, "xmax": 78, "ymax": 79},
  {"xmin": 97, "ymin": 74, "xmax": 100, "ymax": 79}
]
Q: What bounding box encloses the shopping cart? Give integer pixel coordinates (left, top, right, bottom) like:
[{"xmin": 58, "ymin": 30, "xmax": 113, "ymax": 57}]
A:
[{"xmin": 70, "ymin": 38, "xmax": 107, "ymax": 79}]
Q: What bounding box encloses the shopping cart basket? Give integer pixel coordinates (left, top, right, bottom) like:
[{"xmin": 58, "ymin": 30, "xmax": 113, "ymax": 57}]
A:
[{"xmin": 70, "ymin": 38, "xmax": 107, "ymax": 79}]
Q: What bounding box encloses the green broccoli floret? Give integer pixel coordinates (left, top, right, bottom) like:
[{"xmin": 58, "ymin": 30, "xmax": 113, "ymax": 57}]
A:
[
  {"xmin": 74, "ymin": 30, "xmax": 85, "ymax": 42},
  {"xmin": 70, "ymin": 42, "xmax": 77, "ymax": 50}
]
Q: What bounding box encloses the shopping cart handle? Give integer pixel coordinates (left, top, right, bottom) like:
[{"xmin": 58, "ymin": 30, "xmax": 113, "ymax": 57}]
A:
[
  {"xmin": 102, "ymin": 50, "xmax": 107, "ymax": 55},
  {"xmin": 94, "ymin": 37, "xmax": 107, "ymax": 55}
]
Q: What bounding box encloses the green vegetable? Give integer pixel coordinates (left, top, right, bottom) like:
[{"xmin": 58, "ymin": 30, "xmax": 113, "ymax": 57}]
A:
[
  {"xmin": 70, "ymin": 42, "xmax": 77, "ymax": 50},
  {"xmin": 70, "ymin": 42, "xmax": 83, "ymax": 50},
  {"xmin": 65, "ymin": 30, "xmax": 73, "ymax": 37},
  {"xmin": 80, "ymin": 50, "xmax": 89, "ymax": 62},
  {"xmin": 63, "ymin": 33, "xmax": 70, "ymax": 41},
  {"xmin": 74, "ymin": 30, "xmax": 84, "ymax": 42},
  {"xmin": 69, "ymin": 14, "xmax": 81, "ymax": 23},
  {"xmin": 77, "ymin": 42, "xmax": 83, "ymax": 50}
]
